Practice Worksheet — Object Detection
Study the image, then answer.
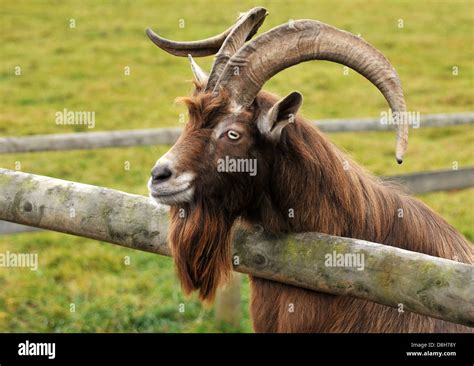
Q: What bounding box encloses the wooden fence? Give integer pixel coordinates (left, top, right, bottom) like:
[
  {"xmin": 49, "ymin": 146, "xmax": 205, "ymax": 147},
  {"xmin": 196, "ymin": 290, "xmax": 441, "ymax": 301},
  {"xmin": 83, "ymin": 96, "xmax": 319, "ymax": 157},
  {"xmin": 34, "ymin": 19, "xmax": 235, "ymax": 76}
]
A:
[
  {"xmin": 0, "ymin": 168, "xmax": 472, "ymax": 327},
  {"xmin": 0, "ymin": 112, "xmax": 472, "ymax": 154},
  {"xmin": 2, "ymin": 167, "xmax": 472, "ymax": 236},
  {"xmin": 0, "ymin": 112, "xmax": 472, "ymax": 329}
]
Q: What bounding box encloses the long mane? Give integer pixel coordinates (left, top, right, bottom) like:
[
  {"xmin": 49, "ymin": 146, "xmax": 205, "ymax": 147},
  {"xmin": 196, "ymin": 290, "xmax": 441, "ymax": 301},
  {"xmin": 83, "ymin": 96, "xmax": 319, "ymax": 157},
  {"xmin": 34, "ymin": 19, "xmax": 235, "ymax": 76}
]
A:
[
  {"xmin": 169, "ymin": 88, "xmax": 472, "ymax": 300},
  {"xmin": 256, "ymin": 91, "xmax": 473, "ymax": 263}
]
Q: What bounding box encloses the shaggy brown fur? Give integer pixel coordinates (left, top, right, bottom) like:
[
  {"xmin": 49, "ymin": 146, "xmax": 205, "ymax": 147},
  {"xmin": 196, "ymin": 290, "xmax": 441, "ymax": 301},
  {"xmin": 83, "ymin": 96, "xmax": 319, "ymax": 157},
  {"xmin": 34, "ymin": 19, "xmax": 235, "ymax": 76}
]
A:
[
  {"xmin": 169, "ymin": 202, "xmax": 233, "ymax": 301},
  {"xmin": 166, "ymin": 88, "xmax": 473, "ymax": 332}
]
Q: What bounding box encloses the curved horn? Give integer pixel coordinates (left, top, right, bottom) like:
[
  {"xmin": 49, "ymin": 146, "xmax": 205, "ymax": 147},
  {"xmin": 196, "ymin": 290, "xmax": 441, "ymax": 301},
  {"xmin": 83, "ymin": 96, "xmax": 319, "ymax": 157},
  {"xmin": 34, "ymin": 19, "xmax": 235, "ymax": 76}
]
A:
[
  {"xmin": 216, "ymin": 20, "xmax": 408, "ymax": 163},
  {"xmin": 145, "ymin": 9, "xmax": 265, "ymax": 58},
  {"xmin": 145, "ymin": 27, "xmax": 231, "ymax": 57},
  {"xmin": 205, "ymin": 7, "xmax": 267, "ymax": 91}
]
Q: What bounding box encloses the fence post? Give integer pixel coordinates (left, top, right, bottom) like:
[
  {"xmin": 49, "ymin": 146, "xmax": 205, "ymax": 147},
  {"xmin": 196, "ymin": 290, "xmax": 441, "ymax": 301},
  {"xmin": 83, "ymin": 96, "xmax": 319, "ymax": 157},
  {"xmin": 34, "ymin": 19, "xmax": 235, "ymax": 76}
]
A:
[{"xmin": 215, "ymin": 273, "xmax": 242, "ymax": 329}]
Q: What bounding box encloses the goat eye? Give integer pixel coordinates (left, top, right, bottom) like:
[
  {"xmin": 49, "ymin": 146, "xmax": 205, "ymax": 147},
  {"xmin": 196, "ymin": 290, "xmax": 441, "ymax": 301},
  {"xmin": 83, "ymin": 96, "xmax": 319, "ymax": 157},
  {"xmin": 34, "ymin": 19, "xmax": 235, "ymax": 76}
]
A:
[{"xmin": 226, "ymin": 130, "xmax": 240, "ymax": 140}]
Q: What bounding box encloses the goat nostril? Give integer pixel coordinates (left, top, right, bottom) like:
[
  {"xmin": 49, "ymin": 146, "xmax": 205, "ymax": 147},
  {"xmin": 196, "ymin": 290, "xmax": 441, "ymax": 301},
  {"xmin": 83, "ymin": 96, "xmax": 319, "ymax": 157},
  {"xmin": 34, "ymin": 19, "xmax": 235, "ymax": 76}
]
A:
[{"xmin": 151, "ymin": 165, "xmax": 173, "ymax": 183}]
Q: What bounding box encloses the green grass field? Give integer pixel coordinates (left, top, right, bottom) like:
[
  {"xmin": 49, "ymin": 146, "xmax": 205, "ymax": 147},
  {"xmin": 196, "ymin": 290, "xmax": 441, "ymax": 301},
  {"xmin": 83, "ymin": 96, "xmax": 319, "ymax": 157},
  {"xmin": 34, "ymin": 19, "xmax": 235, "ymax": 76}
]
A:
[{"xmin": 0, "ymin": 0, "xmax": 472, "ymax": 332}]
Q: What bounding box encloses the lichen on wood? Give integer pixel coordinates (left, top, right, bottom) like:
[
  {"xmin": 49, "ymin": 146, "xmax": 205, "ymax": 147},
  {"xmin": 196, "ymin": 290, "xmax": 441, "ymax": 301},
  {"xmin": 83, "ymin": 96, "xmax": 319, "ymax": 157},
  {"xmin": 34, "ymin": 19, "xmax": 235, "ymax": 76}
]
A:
[{"xmin": 0, "ymin": 168, "xmax": 472, "ymax": 327}]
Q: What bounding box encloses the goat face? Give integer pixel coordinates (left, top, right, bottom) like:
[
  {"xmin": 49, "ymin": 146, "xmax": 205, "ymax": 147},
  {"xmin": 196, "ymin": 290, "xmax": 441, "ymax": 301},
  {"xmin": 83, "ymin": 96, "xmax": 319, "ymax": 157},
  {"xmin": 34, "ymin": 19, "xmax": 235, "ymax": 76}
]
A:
[{"xmin": 148, "ymin": 90, "xmax": 303, "ymax": 212}]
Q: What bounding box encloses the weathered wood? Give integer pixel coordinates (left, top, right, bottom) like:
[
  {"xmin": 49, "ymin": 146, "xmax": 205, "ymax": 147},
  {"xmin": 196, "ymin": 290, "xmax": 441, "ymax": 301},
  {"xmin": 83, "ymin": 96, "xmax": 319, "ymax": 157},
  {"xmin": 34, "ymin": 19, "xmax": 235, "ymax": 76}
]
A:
[
  {"xmin": 2, "ymin": 167, "xmax": 473, "ymax": 236},
  {"xmin": 315, "ymin": 112, "xmax": 474, "ymax": 132},
  {"xmin": 0, "ymin": 113, "xmax": 472, "ymax": 153},
  {"xmin": 0, "ymin": 168, "xmax": 472, "ymax": 327},
  {"xmin": 0, "ymin": 128, "xmax": 182, "ymax": 154},
  {"xmin": 0, "ymin": 169, "xmax": 171, "ymax": 256},
  {"xmin": 383, "ymin": 167, "xmax": 474, "ymax": 194}
]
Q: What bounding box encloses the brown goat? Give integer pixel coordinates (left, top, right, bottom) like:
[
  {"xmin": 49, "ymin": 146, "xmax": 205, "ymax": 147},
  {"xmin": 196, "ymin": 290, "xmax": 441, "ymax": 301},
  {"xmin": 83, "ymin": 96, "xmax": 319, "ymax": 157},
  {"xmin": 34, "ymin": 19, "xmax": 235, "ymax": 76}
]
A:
[{"xmin": 146, "ymin": 8, "xmax": 473, "ymax": 332}]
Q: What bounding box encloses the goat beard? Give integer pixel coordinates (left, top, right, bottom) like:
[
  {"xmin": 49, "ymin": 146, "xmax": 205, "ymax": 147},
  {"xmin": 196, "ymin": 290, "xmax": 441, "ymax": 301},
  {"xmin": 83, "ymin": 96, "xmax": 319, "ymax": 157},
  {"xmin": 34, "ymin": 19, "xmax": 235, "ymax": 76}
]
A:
[{"xmin": 168, "ymin": 200, "xmax": 234, "ymax": 302}]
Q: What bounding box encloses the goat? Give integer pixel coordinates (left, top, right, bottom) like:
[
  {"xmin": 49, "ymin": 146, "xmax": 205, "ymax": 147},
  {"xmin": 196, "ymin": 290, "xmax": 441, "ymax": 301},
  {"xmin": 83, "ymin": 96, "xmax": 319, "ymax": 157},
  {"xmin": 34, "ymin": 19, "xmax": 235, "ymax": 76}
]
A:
[{"xmin": 146, "ymin": 7, "xmax": 473, "ymax": 332}]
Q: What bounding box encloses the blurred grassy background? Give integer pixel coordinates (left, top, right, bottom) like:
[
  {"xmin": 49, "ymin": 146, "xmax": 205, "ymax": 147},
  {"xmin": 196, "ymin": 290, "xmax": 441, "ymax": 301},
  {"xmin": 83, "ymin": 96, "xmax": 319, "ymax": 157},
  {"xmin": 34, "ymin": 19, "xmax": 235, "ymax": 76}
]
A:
[{"xmin": 0, "ymin": 0, "xmax": 472, "ymax": 332}]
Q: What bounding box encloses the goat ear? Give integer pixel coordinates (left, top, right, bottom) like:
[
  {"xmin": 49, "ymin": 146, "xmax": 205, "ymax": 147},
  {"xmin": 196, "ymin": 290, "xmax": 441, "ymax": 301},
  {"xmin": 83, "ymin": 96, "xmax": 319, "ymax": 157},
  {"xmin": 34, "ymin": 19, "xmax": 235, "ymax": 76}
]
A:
[
  {"xmin": 187, "ymin": 54, "xmax": 208, "ymax": 84},
  {"xmin": 259, "ymin": 91, "xmax": 303, "ymax": 140}
]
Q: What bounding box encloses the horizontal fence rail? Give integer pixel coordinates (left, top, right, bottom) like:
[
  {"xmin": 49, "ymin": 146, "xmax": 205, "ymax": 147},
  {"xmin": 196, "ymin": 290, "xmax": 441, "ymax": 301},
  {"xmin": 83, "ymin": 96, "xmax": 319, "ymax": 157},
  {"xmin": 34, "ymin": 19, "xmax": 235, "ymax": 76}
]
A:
[
  {"xmin": 0, "ymin": 128, "xmax": 183, "ymax": 154},
  {"xmin": 0, "ymin": 112, "xmax": 472, "ymax": 154},
  {"xmin": 0, "ymin": 168, "xmax": 472, "ymax": 327},
  {"xmin": 315, "ymin": 112, "xmax": 474, "ymax": 132},
  {"xmin": 2, "ymin": 167, "xmax": 472, "ymax": 235},
  {"xmin": 383, "ymin": 167, "xmax": 474, "ymax": 194}
]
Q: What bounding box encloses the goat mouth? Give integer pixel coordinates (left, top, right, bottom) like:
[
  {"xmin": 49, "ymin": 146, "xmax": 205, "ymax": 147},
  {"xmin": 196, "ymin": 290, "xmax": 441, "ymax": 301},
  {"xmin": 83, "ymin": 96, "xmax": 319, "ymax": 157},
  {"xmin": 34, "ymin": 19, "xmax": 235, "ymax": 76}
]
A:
[
  {"xmin": 150, "ymin": 187, "xmax": 189, "ymax": 197},
  {"xmin": 149, "ymin": 186, "xmax": 194, "ymax": 205}
]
